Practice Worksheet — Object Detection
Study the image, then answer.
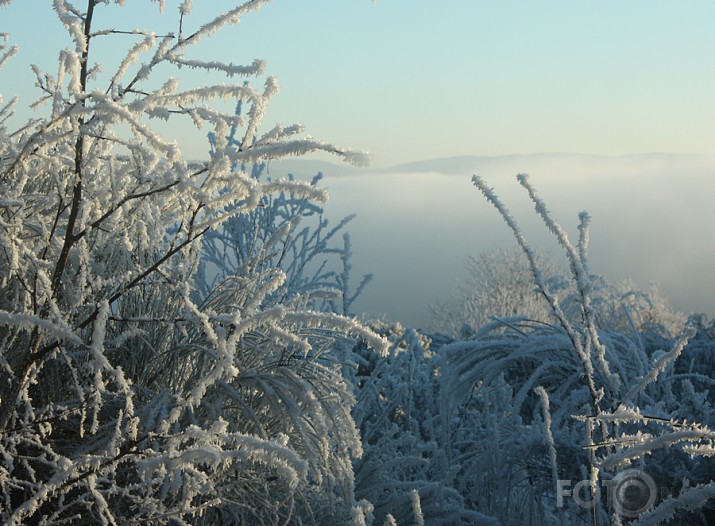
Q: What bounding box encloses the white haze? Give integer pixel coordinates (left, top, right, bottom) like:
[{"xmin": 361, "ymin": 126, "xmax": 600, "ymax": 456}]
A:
[{"xmin": 266, "ymin": 153, "xmax": 715, "ymax": 329}]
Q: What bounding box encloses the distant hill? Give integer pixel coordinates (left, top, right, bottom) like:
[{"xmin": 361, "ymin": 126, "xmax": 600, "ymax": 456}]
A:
[
  {"xmin": 196, "ymin": 152, "xmax": 714, "ymax": 180},
  {"xmin": 385, "ymin": 152, "xmax": 714, "ymax": 176}
]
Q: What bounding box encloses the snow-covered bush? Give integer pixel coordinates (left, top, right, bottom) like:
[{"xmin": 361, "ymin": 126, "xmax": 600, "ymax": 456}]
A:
[
  {"xmin": 0, "ymin": 2, "xmax": 385, "ymax": 524},
  {"xmin": 341, "ymin": 170, "xmax": 711, "ymax": 525},
  {"xmin": 561, "ymin": 277, "xmax": 687, "ymax": 340},
  {"xmin": 349, "ymin": 174, "xmax": 714, "ymax": 525},
  {"xmin": 197, "ymin": 161, "xmax": 373, "ymax": 316},
  {"xmin": 436, "ymin": 175, "xmax": 715, "ymax": 524},
  {"xmin": 348, "ymin": 322, "xmax": 498, "ymax": 525},
  {"xmin": 430, "ymin": 248, "xmax": 562, "ymax": 337},
  {"xmin": 430, "ymin": 248, "xmax": 685, "ymax": 340}
]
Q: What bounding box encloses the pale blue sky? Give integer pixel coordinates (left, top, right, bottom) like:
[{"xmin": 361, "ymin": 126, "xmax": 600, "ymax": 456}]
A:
[{"xmin": 2, "ymin": 1, "xmax": 715, "ymax": 167}]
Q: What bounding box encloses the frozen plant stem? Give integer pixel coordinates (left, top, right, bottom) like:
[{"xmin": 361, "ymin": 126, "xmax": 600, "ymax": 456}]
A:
[
  {"xmin": 51, "ymin": 0, "xmax": 95, "ymax": 299},
  {"xmin": 0, "ymin": 1, "xmax": 97, "ymax": 434},
  {"xmin": 471, "ymin": 174, "xmax": 603, "ymax": 412},
  {"xmin": 516, "ymin": 174, "xmax": 619, "ymax": 395}
]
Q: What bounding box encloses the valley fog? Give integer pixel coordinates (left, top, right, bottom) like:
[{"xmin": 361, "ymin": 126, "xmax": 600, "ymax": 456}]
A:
[{"xmin": 268, "ymin": 154, "xmax": 715, "ymax": 328}]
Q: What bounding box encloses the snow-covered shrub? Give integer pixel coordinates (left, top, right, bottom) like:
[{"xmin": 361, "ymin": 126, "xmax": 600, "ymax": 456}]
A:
[
  {"xmin": 435, "ymin": 174, "xmax": 715, "ymax": 525},
  {"xmin": 0, "ymin": 2, "xmax": 385, "ymax": 524},
  {"xmin": 561, "ymin": 277, "xmax": 687, "ymax": 340},
  {"xmin": 352, "ymin": 322, "xmax": 498, "ymax": 525},
  {"xmin": 430, "ymin": 248, "xmax": 562, "ymax": 337},
  {"xmin": 676, "ymin": 315, "xmax": 715, "ymax": 406},
  {"xmin": 198, "ymin": 101, "xmax": 373, "ymax": 317},
  {"xmin": 430, "ymin": 248, "xmax": 686, "ymax": 340}
]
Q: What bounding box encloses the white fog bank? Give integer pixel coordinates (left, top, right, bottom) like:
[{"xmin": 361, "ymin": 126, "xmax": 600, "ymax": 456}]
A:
[{"xmin": 267, "ymin": 153, "xmax": 715, "ymax": 328}]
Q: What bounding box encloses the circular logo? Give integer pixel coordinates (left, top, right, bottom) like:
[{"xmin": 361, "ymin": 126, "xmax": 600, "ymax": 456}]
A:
[{"xmin": 612, "ymin": 469, "xmax": 657, "ymax": 518}]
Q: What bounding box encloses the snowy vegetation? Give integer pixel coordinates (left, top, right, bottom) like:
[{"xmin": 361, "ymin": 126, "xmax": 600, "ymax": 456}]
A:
[
  {"xmin": 0, "ymin": 2, "xmax": 385, "ymax": 524},
  {"xmin": 431, "ymin": 248, "xmax": 686, "ymax": 340},
  {"xmin": 1, "ymin": 2, "xmax": 714, "ymax": 525}
]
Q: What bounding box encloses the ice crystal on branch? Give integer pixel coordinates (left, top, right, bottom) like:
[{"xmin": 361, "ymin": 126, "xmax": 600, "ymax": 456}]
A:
[{"xmin": 0, "ymin": 2, "xmax": 382, "ymax": 524}]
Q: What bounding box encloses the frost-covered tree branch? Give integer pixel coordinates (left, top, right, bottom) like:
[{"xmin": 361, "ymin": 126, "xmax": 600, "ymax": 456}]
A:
[{"xmin": 0, "ymin": 2, "xmax": 383, "ymax": 524}]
